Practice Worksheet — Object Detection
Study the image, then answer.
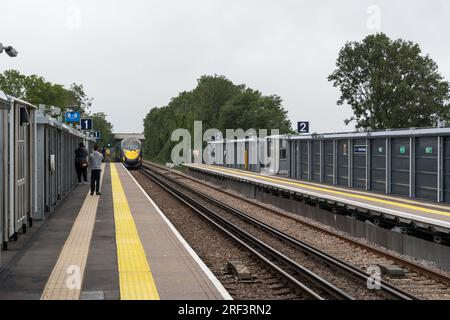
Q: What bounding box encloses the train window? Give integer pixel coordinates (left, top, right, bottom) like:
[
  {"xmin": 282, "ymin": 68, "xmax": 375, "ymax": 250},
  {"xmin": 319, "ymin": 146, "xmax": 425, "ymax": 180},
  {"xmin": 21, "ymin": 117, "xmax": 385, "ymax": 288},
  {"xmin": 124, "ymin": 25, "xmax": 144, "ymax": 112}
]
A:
[{"xmin": 280, "ymin": 148, "xmax": 287, "ymax": 160}]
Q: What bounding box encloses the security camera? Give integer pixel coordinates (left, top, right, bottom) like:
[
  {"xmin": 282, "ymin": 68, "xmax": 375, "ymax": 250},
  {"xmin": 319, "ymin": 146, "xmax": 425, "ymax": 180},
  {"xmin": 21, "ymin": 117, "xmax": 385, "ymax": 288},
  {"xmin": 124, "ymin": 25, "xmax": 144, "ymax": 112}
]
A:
[
  {"xmin": 5, "ymin": 46, "xmax": 18, "ymax": 57},
  {"xmin": 0, "ymin": 43, "xmax": 18, "ymax": 57}
]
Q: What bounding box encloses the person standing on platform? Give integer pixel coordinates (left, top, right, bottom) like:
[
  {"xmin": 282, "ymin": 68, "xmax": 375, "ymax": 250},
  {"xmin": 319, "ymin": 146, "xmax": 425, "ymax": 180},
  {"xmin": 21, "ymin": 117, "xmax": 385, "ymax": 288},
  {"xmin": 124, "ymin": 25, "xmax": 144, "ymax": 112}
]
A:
[
  {"xmin": 74, "ymin": 142, "xmax": 89, "ymax": 184},
  {"xmin": 89, "ymin": 144, "xmax": 104, "ymax": 196},
  {"xmin": 102, "ymin": 146, "xmax": 106, "ymax": 162}
]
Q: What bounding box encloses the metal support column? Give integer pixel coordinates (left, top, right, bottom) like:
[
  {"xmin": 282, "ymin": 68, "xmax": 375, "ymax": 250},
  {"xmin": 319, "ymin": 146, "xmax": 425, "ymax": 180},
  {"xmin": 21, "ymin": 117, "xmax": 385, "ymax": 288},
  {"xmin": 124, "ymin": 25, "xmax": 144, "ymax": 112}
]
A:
[
  {"xmin": 386, "ymin": 138, "xmax": 391, "ymax": 194},
  {"xmin": 410, "ymin": 137, "xmax": 416, "ymax": 198},
  {"xmin": 287, "ymin": 140, "xmax": 292, "ymax": 178},
  {"xmin": 296, "ymin": 141, "xmax": 301, "ymax": 180},
  {"xmin": 333, "ymin": 140, "xmax": 337, "ymax": 185},
  {"xmin": 299, "ymin": 141, "xmax": 303, "ymax": 180},
  {"xmin": 366, "ymin": 138, "xmax": 371, "ymax": 191},
  {"xmin": 348, "ymin": 139, "xmax": 353, "ymax": 188},
  {"xmin": 319, "ymin": 140, "xmax": 324, "ymax": 183},
  {"xmin": 438, "ymin": 136, "xmax": 444, "ymax": 203},
  {"xmin": 308, "ymin": 140, "xmax": 312, "ymax": 181}
]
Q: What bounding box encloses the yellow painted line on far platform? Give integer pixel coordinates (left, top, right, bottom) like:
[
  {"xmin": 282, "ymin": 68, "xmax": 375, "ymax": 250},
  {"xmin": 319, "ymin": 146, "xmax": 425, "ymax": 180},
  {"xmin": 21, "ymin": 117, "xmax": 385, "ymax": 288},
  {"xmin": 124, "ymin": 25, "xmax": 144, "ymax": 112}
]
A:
[{"xmin": 198, "ymin": 164, "xmax": 450, "ymax": 219}]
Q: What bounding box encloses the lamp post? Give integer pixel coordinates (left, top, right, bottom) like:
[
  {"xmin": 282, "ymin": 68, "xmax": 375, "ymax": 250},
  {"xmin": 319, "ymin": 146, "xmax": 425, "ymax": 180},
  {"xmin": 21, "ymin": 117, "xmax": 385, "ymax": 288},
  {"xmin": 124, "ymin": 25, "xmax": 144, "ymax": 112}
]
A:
[{"xmin": 0, "ymin": 43, "xmax": 18, "ymax": 57}]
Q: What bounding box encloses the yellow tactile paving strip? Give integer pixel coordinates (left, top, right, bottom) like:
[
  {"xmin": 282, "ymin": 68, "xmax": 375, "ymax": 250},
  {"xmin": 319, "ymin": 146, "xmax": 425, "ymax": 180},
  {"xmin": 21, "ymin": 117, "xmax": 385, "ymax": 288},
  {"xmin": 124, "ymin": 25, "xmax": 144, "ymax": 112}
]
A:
[
  {"xmin": 110, "ymin": 163, "xmax": 159, "ymax": 300},
  {"xmin": 191, "ymin": 164, "xmax": 450, "ymax": 219},
  {"xmin": 41, "ymin": 164, "xmax": 105, "ymax": 300}
]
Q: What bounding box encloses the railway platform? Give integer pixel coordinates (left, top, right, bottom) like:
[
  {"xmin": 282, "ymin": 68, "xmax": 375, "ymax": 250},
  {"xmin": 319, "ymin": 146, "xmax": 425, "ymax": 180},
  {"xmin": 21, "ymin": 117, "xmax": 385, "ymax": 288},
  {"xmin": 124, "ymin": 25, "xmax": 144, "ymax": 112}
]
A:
[
  {"xmin": 0, "ymin": 163, "xmax": 230, "ymax": 300},
  {"xmin": 184, "ymin": 163, "xmax": 450, "ymax": 270},
  {"xmin": 184, "ymin": 163, "xmax": 450, "ymax": 231}
]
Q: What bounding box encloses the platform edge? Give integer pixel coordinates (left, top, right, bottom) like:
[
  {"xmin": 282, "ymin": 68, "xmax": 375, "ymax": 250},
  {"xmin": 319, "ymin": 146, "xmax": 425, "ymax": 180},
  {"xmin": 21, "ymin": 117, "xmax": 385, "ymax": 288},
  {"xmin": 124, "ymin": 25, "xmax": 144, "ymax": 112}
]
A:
[{"xmin": 122, "ymin": 164, "xmax": 233, "ymax": 300}]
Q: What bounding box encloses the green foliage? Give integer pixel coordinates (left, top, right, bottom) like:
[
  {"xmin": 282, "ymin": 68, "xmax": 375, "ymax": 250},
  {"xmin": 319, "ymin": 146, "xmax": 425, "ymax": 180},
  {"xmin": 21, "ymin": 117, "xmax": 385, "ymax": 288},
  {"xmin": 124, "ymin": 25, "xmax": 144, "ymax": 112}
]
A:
[
  {"xmin": 143, "ymin": 75, "xmax": 293, "ymax": 162},
  {"xmin": 0, "ymin": 69, "xmax": 112, "ymax": 146},
  {"xmin": 328, "ymin": 33, "xmax": 450, "ymax": 129},
  {"xmin": 0, "ymin": 69, "xmax": 93, "ymax": 114},
  {"xmin": 91, "ymin": 112, "xmax": 114, "ymax": 147}
]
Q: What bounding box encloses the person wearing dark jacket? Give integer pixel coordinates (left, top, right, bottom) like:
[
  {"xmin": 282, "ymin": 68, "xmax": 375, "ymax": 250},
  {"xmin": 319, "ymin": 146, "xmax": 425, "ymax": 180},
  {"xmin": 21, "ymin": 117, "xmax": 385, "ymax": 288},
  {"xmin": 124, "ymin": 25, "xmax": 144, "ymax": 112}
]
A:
[
  {"xmin": 75, "ymin": 142, "xmax": 89, "ymax": 184},
  {"xmin": 102, "ymin": 146, "xmax": 106, "ymax": 162}
]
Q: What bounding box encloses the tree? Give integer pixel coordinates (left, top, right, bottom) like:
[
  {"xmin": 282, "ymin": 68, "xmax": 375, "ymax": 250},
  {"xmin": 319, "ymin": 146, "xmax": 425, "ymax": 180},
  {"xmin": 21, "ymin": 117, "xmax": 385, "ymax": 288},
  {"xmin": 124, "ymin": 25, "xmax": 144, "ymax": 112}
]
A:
[
  {"xmin": 143, "ymin": 75, "xmax": 293, "ymax": 162},
  {"xmin": 66, "ymin": 83, "xmax": 93, "ymax": 113},
  {"xmin": 328, "ymin": 33, "xmax": 450, "ymax": 129},
  {"xmin": 0, "ymin": 69, "xmax": 93, "ymax": 114},
  {"xmin": 91, "ymin": 112, "xmax": 114, "ymax": 147},
  {"xmin": 0, "ymin": 69, "xmax": 26, "ymax": 97}
]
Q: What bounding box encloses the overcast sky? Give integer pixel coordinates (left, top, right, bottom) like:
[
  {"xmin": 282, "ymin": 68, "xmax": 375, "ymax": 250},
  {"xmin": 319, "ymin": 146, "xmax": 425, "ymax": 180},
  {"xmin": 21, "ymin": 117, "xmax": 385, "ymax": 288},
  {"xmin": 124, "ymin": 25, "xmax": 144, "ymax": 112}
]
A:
[{"xmin": 1, "ymin": 0, "xmax": 449, "ymax": 133}]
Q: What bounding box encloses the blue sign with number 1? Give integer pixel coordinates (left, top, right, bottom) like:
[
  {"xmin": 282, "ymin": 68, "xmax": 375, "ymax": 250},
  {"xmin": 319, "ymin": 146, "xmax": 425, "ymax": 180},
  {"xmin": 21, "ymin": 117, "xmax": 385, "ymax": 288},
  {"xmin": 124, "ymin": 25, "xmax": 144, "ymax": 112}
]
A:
[{"xmin": 81, "ymin": 118, "xmax": 93, "ymax": 130}]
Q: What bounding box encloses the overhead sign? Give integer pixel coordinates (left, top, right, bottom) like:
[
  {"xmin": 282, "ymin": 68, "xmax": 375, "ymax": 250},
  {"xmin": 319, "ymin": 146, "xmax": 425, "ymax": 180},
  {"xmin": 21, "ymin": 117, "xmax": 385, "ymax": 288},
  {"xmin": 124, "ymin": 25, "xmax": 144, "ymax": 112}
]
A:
[
  {"xmin": 80, "ymin": 118, "xmax": 93, "ymax": 131},
  {"xmin": 93, "ymin": 131, "xmax": 101, "ymax": 140},
  {"xmin": 354, "ymin": 145, "xmax": 367, "ymax": 154},
  {"xmin": 297, "ymin": 121, "xmax": 310, "ymax": 134},
  {"xmin": 65, "ymin": 111, "xmax": 80, "ymax": 123}
]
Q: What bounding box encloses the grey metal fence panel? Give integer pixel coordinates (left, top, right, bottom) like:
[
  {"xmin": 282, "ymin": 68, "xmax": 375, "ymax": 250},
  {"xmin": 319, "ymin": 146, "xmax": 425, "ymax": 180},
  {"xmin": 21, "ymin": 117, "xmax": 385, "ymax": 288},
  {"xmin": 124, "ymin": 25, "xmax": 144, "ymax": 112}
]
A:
[
  {"xmin": 279, "ymin": 139, "xmax": 289, "ymax": 174},
  {"xmin": 444, "ymin": 136, "xmax": 450, "ymax": 203},
  {"xmin": 289, "ymin": 140, "xmax": 296, "ymax": 178},
  {"xmin": 300, "ymin": 140, "xmax": 309, "ymax": 180},
  {"xmin": 337, "ymin": 140, "xmax": 349, "ymax": 186},
  {"xmin": 353, "ymin": 138, "xmax": 367, "ymax": 189},
  {"xmin": 0, "ymin": 111, "xmax": 3, "ymax": 248},
  {"xmin": 415, "ymin": 137, "xmax": 438, "ymax": 201},
  {"xmin": 223, "ymin": 142, "xmax": 227, "ymax": 167},
  {"xmin": 50, "ymin": 128, "xmax": 57, "ymax": 208},
  {"xmin": 15, "ymin": 108, "xmax": 30, "ymax": 232},
  {"xmin": 311, "ymin": 141, "xmax": 321, "ymax": 182},
  {"xmin": 57, "ymin": 130, "xmax": 62, "ymax": 201},
  {"xmin": 35, "ymin": 126, "xmax": 45, "ymax": 219},
  {"xmin": 370, "ymin": 138, "xmax": 386, "ymax": 193},
  {"xmin": 391, "ymin": 138, "xmax": 410, "ymax": 197},
  {"xmin": 296, "ymin": 140, "xmax": 301, "ymax": 180},
  {"xmin": 324, "ymin": 140, "xmax": 334, "ymax": 184}
]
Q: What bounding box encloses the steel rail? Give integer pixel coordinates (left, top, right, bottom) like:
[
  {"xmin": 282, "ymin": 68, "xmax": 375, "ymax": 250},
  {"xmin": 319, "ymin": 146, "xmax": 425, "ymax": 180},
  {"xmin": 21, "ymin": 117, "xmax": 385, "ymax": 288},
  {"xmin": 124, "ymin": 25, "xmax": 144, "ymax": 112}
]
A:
[
  {"xmin": 144, "ymin": 160, "xmax": 450, "ymax": 288},
  {"xmin": 140, "ymin": 166, "xmax": 354, "ymax": 300},
  {"xmin": 141, "ymin": 163, "xmax": 418, "ymax": 300}
]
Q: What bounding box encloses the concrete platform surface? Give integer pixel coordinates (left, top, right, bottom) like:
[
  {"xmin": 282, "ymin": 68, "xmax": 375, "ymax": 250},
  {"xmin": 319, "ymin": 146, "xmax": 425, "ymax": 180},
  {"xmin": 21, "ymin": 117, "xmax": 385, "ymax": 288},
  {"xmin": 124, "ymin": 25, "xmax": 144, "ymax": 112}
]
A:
[{"xmin": 0, "ymin": 163, "xmax": 230, "ymax": 300}]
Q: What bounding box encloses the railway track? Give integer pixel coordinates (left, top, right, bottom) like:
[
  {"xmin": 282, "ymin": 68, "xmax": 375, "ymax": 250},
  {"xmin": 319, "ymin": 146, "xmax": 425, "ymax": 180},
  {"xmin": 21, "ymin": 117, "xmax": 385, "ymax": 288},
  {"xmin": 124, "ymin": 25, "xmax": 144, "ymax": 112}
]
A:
[
  {"xmin": 143, "ymin": 160, "xmax": 450, "ymax": 299},
  {"xmin": 139, "ymin": 163, "xmax": 418, "ymax": 300}
]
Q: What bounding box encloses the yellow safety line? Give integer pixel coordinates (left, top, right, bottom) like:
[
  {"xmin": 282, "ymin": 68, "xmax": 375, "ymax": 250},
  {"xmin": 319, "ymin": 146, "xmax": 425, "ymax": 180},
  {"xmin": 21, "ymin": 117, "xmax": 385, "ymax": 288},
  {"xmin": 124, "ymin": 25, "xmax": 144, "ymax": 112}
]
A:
[
  {"xmin": 196, "ymin": 164, "xmax": 450, "ymax": 218},
  {"xmin": 110, "ymin": 163, "xmax": 160, "ymax": 300},
  {"xmin": 41, "ymin": 164, "xmax": 105, "ymax": 300}
]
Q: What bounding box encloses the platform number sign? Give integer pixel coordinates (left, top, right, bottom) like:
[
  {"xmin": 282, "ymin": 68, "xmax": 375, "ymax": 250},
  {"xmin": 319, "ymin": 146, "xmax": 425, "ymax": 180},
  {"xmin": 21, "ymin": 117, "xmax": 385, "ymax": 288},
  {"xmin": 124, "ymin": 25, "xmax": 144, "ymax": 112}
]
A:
[
  {"xmin": 297, "ymin": 121, "xmax": 310, "ymax": 134},
  {"xmin": 93, "ymin": 131, "xmax": 101, "ymax": 140},
  {"xmin": 81, "ymin": 118, "xmax": 93, "ymax": 131},
  {"xmin": 65, "ymin": 111, "xmax": 80, "ymax": 123}
]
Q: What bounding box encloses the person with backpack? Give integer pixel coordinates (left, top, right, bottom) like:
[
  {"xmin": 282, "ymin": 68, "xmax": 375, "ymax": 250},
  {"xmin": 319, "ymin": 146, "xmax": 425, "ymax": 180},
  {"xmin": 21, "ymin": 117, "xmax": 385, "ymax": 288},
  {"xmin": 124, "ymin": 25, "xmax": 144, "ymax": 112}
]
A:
[{"xmin": 75, "ymin": 142, "xmax": 89, "ymax": 184}]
